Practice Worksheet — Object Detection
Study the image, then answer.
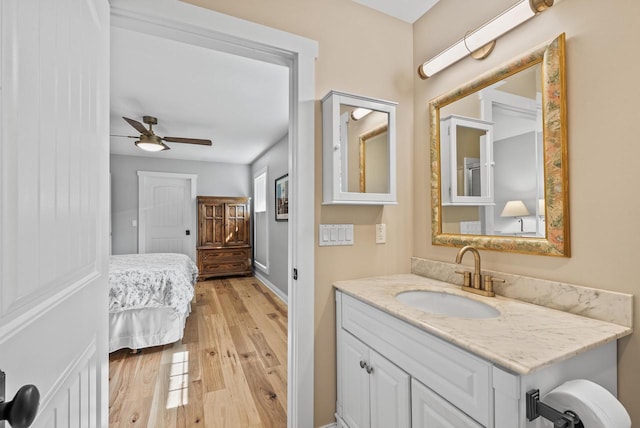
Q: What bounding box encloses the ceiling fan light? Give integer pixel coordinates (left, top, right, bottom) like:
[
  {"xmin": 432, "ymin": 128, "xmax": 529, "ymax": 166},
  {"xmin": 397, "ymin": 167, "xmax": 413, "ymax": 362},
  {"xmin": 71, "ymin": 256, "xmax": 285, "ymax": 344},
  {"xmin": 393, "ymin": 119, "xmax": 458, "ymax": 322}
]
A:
[{"xmin": 135, "ymin": 135, "xmax": 170, "ymax": 152}]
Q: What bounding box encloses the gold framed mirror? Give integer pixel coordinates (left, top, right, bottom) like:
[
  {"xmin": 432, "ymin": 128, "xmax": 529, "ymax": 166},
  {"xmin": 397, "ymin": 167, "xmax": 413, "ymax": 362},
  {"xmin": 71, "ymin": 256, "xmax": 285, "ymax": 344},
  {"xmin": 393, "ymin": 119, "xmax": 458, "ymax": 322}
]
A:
[{"xmin": 430, "ymin": 33, "xmax": 569, "ymax": 256}]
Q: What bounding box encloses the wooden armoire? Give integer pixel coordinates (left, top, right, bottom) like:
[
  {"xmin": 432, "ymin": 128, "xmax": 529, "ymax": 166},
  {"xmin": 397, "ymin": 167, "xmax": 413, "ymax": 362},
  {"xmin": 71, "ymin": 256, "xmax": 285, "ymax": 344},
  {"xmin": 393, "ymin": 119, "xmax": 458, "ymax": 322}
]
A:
[{"xmin": 196, "ymin": 196, "xmax": 252, "ymax": 279}]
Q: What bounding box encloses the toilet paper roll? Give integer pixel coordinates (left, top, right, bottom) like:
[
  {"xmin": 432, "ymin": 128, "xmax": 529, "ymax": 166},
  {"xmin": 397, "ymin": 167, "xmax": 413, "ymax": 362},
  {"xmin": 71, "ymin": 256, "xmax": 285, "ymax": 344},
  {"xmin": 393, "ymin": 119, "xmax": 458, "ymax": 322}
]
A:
[{"xmin": 543, "ymin": 379, "xmax": 630, "ymax": 428}]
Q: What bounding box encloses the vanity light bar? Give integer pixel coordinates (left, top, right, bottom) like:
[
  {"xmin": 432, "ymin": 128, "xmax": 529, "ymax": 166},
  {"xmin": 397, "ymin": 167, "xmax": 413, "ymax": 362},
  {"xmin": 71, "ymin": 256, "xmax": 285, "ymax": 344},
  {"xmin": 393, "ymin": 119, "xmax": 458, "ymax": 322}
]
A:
[{"xmin": 417, "ymin": 0, "xmax": 553, "ymax": 80}]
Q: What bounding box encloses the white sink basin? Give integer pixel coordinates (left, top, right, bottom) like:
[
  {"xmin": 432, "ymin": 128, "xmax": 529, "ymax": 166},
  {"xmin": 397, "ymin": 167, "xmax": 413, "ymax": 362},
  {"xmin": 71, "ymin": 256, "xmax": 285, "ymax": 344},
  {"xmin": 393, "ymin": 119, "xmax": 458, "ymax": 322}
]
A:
[{"xmin": 395, "ymin": 290, "xmax": 500, "ymax": 319}]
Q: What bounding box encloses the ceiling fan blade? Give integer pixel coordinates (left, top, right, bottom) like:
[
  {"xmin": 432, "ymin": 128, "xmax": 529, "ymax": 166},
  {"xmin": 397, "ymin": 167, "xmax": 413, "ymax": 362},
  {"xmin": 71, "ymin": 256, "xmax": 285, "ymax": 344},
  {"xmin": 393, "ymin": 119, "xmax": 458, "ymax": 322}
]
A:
[
  {"xmin": 110, "ymin": 134, "xmax": 138, "ymax": 138},
  {"xmin": 162, "ymin": 136, "xmax": 212, "ymax": 146},
  {"xmin": 122, "ymin": 117, "xmax": 152, "ymax": 136}
]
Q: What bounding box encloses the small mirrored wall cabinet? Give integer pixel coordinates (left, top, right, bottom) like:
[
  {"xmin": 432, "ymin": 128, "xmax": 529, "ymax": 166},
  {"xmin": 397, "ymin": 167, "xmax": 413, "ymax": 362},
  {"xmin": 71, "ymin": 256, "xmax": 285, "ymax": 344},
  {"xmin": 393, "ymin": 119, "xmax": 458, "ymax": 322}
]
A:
[
  {"xmin": 440, "ymin": 115, "xmax": 494, "ymax": 206},
  {"xmin": 322, "ymin": 90, "xmax": 397, "ymax": 205}
]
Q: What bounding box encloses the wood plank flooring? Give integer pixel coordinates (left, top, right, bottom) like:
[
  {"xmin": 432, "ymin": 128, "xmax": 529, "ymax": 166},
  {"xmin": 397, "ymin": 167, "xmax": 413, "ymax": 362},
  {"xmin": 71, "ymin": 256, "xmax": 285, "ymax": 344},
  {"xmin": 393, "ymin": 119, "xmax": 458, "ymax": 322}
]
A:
[{"xmin": 109, "ymin": 276, "xmax": 288, "ymax": 428}]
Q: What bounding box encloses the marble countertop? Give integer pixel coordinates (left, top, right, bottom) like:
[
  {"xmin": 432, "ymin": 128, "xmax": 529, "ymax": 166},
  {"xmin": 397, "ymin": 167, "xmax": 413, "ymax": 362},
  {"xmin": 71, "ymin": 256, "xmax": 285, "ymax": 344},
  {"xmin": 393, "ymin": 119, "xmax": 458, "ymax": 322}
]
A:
[{"xmin": 334, "ymin": 274, "xmax": 632, "ymax": 375}]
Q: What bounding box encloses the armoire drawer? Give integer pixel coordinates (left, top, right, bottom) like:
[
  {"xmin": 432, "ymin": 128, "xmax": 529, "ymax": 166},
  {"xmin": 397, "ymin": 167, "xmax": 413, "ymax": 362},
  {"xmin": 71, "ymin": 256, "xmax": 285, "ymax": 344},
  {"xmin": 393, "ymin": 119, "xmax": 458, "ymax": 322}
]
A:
[
  {"xmin": 199, "ymin": 247, "xmax": 250, "ymax": 262},
  {"xmin": 197, "ymin": 247, "xmax": 252, "ymax": 278}
]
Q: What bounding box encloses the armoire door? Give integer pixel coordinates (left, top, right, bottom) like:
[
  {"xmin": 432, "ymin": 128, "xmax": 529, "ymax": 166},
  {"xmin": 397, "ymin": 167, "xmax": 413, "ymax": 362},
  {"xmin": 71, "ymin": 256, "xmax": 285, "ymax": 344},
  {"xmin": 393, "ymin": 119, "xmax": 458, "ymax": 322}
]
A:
[
  {"xmin": 198, "ymin": 200, "xmax": 225, "ymax": 247},
  {"xmin": 225, "ymin": 202, "xmax": 250, "ymax": 246}
]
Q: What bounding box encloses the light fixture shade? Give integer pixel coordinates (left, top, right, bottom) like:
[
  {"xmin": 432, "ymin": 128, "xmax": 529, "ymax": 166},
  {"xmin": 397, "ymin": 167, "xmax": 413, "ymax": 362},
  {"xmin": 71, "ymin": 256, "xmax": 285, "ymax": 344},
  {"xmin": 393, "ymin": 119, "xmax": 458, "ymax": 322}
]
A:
[
  {"xmin": 135, "ymin": 135, "xmax": 170, "ymax": 152},
  {"xmin": 417, "ymin": 0, "xmax": 551, "ymax": 79},
  {"xmin": 501, "ymin": 200, "xmax": 530, "ymax": 217},
  {"xmin": 351, "ymin": 108, "xmax": 372, "ymax": 121}
]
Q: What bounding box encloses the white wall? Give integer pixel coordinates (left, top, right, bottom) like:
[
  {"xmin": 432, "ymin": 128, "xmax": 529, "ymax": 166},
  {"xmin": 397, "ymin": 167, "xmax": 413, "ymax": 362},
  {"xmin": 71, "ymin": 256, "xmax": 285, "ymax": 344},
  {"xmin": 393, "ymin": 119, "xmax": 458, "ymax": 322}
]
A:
[
  {"xmin": 250, "ymin": 136, "xmax": 289, "ymax": 296},
  {"xmin": 493, "ymin": 132, "xmax": 538, "ymax": 233},
  {"xmin": 110, "ymin": 154, "xmax": 251, "ymax": 255}
]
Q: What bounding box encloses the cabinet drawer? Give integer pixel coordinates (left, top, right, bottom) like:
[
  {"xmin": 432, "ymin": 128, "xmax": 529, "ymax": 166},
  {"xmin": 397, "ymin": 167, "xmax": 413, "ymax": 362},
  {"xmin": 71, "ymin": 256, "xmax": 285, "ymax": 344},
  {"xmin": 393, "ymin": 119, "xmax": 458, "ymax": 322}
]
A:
[
  {"xmin": 197, "ymin": 247, "xmax": 252, "ymax": 278},
  {"xmin": 412, "ymin": 379, "xmax": 483, "ymax": 428},
  {"xmin": 340, "ymin": 293, "xmax": 491, "ymax": 426},
  {"xmin": 202, "ymin": 260, "xmax": 250, "ymax": 274},
  {"xmin": 200, "ymin": 248, "xmax": 250, "ymax": 262}
]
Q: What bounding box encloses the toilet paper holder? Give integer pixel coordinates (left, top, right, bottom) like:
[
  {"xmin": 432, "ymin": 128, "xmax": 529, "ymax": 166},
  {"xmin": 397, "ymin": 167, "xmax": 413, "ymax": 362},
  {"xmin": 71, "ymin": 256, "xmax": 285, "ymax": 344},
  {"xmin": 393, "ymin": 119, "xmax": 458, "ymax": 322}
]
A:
[{"xmin": 526, "ymin": 389, "xmax": 584, "ymax": 428}]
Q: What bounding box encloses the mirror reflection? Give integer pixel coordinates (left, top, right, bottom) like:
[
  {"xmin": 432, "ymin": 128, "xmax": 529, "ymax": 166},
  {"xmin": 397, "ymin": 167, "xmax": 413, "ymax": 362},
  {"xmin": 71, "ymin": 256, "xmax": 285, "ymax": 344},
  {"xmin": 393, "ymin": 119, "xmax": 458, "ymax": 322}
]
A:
[
  {"xmin": 430, "ymin": 33, "xmax": 569, "ymax": 256},
  {"xmin": 339, "ymin": 105, "xmax": 389, "ymax": 194},
  {"xmin": 440, "ymin": 64, "xmax": 544, "ymax": 237}
]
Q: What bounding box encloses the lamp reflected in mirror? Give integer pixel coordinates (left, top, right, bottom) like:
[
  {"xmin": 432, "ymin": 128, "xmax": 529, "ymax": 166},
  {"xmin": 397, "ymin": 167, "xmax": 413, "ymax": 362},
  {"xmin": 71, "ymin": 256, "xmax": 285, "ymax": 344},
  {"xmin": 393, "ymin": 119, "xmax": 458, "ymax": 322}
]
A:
[{"xmin": 501, "ymin": 200, "xmax": 530, "ymax": 232}]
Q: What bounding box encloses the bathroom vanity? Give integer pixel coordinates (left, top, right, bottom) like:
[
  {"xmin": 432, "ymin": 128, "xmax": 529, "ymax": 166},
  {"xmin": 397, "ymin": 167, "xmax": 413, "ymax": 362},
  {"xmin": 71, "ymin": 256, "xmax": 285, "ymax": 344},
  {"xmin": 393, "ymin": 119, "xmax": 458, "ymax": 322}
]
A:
[{"xmin": 334, "ymin": 274, "xmax": 631, "ymax": 428}]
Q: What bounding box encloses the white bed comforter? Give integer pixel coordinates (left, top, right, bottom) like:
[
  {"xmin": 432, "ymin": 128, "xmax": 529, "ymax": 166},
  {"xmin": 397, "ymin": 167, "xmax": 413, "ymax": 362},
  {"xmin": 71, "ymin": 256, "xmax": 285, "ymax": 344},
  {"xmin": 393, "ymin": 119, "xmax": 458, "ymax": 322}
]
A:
[{"xmin": 109, "ymin": 253, "xmax": 198, "ymax": 315}]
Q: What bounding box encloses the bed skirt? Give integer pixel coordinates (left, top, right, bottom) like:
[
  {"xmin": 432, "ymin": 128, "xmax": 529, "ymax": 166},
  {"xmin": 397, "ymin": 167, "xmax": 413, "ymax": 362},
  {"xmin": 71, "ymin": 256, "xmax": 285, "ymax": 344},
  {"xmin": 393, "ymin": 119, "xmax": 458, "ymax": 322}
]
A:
[{"xmin": 109, "ymin": 305, "xmax": 191, "ymax": 353}]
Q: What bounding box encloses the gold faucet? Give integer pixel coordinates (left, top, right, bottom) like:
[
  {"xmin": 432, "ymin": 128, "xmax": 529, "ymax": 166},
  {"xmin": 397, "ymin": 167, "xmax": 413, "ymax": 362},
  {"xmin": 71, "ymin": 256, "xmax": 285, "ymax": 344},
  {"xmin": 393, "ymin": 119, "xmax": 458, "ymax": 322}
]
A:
[{"xmin": 455, "ymin": 246, "xmax": 502, "ymax": 297}]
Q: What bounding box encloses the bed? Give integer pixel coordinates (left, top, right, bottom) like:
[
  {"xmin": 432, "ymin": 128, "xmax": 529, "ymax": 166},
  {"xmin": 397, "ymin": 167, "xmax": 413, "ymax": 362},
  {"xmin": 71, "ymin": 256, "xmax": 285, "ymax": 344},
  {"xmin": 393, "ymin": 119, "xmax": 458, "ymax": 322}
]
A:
[{"xmin": 108, "ymin": 253, "xmax": 198, "ymax": 353}]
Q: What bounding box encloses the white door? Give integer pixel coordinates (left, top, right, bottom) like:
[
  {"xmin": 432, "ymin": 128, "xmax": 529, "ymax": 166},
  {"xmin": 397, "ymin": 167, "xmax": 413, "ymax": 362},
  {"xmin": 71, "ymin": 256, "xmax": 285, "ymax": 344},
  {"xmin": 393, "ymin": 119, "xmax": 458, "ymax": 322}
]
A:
[
  {"xmin": 0, "ymin": 0, "xmax": 109, "ymax": 427},
  {"xmin": 369, "ymin": 350, "xmax": 410, "ymax": 428},
  {"xmin": 138, "ymin": 172, "xmax": 196, "ymax": 260},
  {"xmin": 341, "ymin": 332, "xmax": 371, "ymax": 428}
]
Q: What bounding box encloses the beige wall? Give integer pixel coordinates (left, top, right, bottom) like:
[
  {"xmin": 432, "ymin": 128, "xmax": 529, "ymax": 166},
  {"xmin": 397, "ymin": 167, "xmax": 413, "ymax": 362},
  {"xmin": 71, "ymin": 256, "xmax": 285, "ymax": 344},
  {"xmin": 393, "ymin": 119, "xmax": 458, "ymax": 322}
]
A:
[
  {"xmin": 183, "ymin": 0, "xmax": 415, "ymax": 425},
  {"xmin": 414, "ymin": 0, "xmax": 640, "ymax": 423},
  {"xmin": 184, "ymin": 0, "xmax": 640, "ymax": 424}
]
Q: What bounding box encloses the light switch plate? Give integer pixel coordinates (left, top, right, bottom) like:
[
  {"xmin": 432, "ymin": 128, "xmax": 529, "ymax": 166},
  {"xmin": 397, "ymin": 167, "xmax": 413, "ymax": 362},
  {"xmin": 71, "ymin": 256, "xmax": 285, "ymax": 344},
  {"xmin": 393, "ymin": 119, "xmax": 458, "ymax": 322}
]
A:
[
  {"xmin": 376, "ymin": 223, "xmax": 386, "ymax": 244},
  {"xmin": 319, "ymin": 224, "xmax": 354, "ymax": 246}
]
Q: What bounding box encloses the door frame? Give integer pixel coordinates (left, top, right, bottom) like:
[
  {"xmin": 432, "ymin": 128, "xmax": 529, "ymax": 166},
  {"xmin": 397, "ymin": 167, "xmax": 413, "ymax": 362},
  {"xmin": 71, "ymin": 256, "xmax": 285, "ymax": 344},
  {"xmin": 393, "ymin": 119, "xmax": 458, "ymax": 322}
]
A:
[
  {"xmin": 137, "ymin": 171, "xmax": 198, "ymax": 260},
  {"xmin": 110, "ymin": 1, "xmax": 318, "ymax": 426}
]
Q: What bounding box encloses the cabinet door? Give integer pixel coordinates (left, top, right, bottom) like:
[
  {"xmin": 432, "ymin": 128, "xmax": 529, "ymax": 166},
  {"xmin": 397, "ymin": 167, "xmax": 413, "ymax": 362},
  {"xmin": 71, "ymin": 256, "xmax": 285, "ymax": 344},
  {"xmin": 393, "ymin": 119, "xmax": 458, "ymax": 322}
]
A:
[
  {"xmin": 341, "ymin": 331, "xmax": 371, "ymax": 428},
  {"xmin": 225, "ymin": 202, "xmax": 250, "ymax": 245},
  {"xmin": 199, "ymin": 201, "xmax": 225, "ymax": 246},
  {"xmin": 411, "ymin": 379, "xmax": 483, "ymax": 428},
  {"xmin": 440, "ymin": 115, "xmax": 494, "ymax": 206},
  {"xmin": 370, "ymin": 350, "xmax": 410, "ymax": 428}
]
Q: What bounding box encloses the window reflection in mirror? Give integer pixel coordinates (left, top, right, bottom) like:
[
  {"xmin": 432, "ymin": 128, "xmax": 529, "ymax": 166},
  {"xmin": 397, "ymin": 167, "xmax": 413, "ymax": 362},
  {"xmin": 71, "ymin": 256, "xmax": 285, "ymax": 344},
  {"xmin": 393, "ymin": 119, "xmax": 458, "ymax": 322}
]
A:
[{"xmin": 339, "ymin": 105, "xmax": 389, "ymax": 194}]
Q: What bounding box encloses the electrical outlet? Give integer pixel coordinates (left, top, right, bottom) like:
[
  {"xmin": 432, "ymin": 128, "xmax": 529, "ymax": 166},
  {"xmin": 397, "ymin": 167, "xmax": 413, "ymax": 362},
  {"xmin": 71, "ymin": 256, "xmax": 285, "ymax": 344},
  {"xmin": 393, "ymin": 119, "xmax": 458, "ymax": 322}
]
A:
[{"xmin": 375, "ymin": 223, "xmax": 386, "ymax": 244}]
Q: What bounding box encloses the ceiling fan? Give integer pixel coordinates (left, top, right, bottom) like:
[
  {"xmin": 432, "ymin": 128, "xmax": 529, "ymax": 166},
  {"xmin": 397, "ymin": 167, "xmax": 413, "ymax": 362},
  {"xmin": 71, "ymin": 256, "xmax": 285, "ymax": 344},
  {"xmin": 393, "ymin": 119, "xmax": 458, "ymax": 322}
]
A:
[{"xmin": 114, "ymin": 116, "xmax": 213, "ymax": 152}]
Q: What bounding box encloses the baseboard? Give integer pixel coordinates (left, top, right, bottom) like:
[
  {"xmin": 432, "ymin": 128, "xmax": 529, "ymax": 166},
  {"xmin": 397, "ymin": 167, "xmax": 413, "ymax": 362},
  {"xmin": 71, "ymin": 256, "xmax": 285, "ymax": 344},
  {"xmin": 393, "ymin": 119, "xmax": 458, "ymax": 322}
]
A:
[
  {"xmin": 254, "ymin": 271, "xmax": 288, "ymax": 304},
  {"xmin": 318, "ymin": 423, "xmax": 337, "ymax": 428}
]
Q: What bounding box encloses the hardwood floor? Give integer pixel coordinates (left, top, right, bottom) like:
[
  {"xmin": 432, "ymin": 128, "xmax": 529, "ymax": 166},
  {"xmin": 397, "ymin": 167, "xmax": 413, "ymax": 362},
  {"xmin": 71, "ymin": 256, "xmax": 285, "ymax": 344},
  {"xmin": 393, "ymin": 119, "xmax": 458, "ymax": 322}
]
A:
[{"xmin": 109, "ymin": 276, "xmax": 288, "ymax": 427}]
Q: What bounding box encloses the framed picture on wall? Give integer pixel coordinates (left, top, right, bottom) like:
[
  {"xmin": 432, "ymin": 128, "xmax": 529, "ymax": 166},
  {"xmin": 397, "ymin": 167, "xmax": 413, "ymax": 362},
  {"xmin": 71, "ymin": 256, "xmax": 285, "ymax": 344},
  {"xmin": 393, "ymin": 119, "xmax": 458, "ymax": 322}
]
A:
[{"xmin": 275, "ymin": 174, "xmax": 289, "ymax": 221}]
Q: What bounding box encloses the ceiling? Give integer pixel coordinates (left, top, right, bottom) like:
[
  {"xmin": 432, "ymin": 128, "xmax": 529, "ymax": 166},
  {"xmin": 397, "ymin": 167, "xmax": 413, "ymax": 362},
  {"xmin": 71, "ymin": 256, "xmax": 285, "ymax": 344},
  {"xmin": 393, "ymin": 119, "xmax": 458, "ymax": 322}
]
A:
[
  {"xmin": 110, "ymin": 2, "xmax": 439, "ymax": 164},
  {"xmin": 351, "ymin": 0, "xmax": 440, "ymax": 23},
  {"xmin": 110, "ymin": 27, "xmax": 289, "ymax": 164}
]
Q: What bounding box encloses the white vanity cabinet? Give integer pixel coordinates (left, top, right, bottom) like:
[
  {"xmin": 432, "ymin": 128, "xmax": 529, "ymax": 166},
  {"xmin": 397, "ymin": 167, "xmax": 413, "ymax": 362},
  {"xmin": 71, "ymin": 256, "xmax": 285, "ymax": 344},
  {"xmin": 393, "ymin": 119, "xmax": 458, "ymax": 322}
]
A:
[
  {"xmin": 335, "ymin": 289, "xmax": 620, "ymax": 428},
  {"xmin": 412, "ymin": 379, "xmax": 483, "ymax": 428},
  {"xmin": 336, "ymin": 291, "xmax": 491, "ymax": 428},
  {"xmin": 340, "ymin": 331, "xmax": 410, "ymax": 428}
]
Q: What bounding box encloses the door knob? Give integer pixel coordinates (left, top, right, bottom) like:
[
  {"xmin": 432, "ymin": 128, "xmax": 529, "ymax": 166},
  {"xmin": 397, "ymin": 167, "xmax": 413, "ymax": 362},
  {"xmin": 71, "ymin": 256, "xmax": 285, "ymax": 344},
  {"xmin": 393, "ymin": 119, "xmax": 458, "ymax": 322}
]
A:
[{"xmin": 0, "ymin": 384, "xmax": 40, "ymax": 428}]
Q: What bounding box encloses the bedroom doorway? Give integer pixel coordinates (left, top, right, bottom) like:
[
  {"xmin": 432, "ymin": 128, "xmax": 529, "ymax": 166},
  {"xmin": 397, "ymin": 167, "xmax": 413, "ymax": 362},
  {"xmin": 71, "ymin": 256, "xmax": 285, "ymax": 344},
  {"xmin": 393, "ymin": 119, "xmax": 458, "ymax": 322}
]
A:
[
  {"xmin": 138, "ymin": 171, "xmax": 198, "ymax": 261},
  {"xmin": 110, "ymin": 2, "xmax": 317, "ymax": 426}
]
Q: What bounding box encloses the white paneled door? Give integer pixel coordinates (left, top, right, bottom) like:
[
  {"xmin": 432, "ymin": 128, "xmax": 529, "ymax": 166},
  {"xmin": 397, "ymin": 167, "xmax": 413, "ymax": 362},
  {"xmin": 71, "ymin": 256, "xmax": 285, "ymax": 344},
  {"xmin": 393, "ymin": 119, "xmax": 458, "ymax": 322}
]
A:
[
  {"xmin": 0, "ymin": 0, "xmax": 110, "ymax": 427},
  {"xmin": 138, "ymin": 172, "xmax": 197, "ymax": 260}
]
